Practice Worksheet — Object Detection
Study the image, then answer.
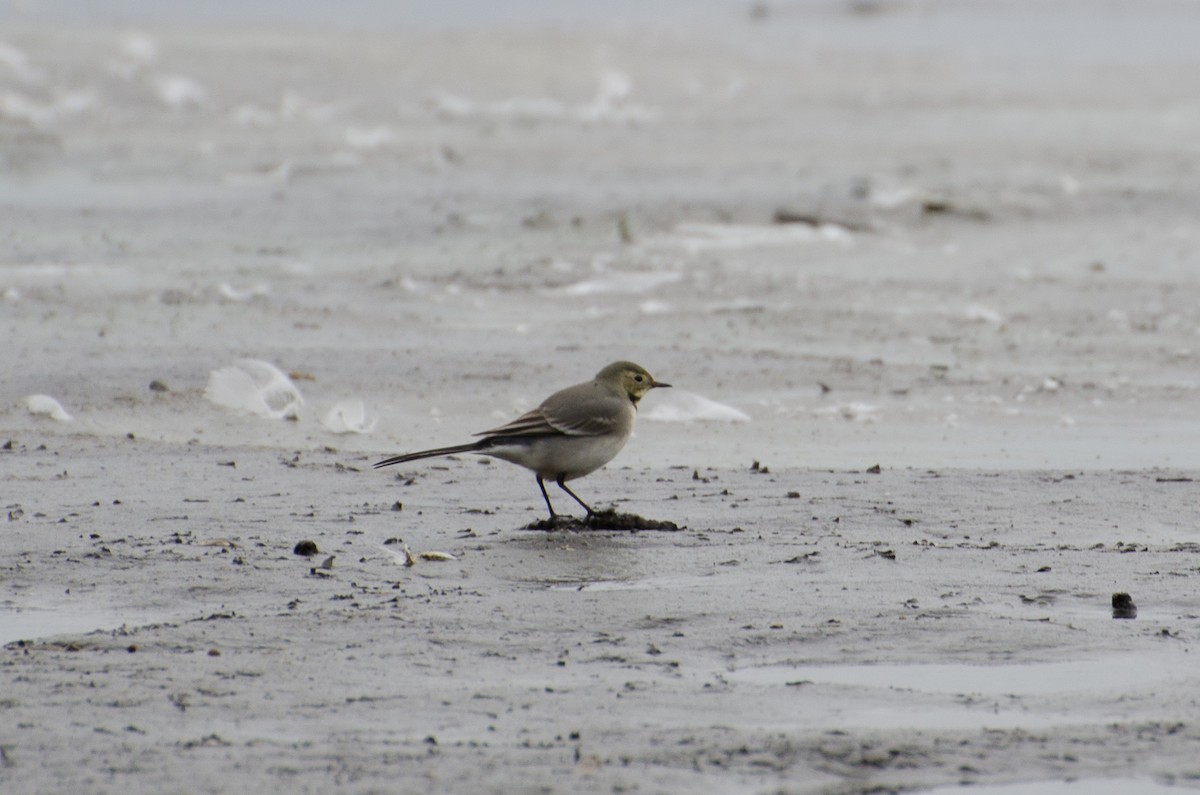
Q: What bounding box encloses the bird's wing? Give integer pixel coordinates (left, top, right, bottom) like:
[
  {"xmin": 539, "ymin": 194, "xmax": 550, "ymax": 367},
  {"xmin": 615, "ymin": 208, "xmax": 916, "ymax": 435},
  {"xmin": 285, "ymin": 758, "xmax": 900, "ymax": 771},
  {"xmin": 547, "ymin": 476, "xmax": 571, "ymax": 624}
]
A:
[{"xmin": 475, "ymin": 403, "xmax": 616, "ymax": 439}]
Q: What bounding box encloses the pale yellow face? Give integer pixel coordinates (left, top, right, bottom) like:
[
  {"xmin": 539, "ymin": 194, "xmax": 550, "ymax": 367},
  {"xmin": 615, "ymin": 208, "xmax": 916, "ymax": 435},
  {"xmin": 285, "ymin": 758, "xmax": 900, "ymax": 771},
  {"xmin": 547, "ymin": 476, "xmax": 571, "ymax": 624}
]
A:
[{"xmin": 602, "ymin": 362, "xmax": 670, "ymax": 402}]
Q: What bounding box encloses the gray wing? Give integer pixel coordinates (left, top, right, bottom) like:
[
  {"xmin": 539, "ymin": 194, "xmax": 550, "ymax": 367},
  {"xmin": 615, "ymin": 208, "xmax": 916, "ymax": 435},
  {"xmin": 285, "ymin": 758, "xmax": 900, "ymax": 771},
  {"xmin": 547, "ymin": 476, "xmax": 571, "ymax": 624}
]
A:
[{"xmin": 475, "ymin": 404, "xmax": 616, "ymax": 439}]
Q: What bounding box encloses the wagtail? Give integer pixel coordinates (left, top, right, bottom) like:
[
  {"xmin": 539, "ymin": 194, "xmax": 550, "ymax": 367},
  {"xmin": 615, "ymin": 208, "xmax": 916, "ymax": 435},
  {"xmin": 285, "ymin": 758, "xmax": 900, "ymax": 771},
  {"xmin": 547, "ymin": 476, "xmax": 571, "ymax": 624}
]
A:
[{"xmin": 374, "ymin": 361, "xmax": 669, "ymax": 519}]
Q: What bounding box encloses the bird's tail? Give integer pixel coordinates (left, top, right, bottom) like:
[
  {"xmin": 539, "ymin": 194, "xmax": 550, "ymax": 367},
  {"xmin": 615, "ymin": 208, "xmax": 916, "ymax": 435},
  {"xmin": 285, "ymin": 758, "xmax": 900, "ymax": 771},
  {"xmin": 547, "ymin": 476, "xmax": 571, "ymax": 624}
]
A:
[{"xmin": 373, "ymin": 440, "xmax": 487, "ymax": 469}]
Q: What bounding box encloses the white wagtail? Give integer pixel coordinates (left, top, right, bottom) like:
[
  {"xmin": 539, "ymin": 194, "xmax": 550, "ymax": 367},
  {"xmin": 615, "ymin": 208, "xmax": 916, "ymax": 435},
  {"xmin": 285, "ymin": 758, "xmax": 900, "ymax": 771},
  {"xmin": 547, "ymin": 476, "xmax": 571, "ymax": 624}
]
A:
[{"xmin": 374, "ymin": 361, "xmax": 669, "ymax": 518}]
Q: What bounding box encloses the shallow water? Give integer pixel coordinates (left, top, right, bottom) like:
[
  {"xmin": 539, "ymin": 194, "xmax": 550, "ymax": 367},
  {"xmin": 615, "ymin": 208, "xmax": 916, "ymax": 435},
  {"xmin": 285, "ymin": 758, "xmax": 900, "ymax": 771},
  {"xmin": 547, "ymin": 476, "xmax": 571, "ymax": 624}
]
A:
[
  {"xmin": 545, "ymin": 573, "xmax": 713, "ymax": 592},
  {"xmin": 0, "ymin": 605, "xmax": 153, "ymax": 645},
  {"xmin": 728, "ymin": 653, "xmax": 1195, "ymax": 734},
  {"xmin": 921, "ymin": 779, "xmax": 1185, "ymax": 795},
  {"xmin": 812, "ymin": 705, "xmax": 1108, "ymax": 733},
  {"xmin": 730, "ymin": 653, "xmax": 1193, "ymax": 697}
]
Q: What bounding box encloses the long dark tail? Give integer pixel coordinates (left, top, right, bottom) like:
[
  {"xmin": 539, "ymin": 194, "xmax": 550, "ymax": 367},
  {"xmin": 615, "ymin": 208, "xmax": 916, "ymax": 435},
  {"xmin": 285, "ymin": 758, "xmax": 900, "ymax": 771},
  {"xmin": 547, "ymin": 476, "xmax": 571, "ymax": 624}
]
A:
[{"xmin": 373, "ymin": 440, "xmax": 487, "ymax": 469}]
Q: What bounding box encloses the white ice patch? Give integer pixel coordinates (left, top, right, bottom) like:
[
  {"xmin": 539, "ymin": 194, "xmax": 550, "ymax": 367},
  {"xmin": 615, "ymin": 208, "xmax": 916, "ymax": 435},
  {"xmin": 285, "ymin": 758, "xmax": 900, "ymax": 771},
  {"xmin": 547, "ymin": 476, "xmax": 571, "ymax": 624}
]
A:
[
  {"xmin": 344, "ymin": 125, "xmax": 397, "ymax": 150},
  {"xmin": 647, "ymin": 222, "xmax": 852, "ymax": 254},
  {"xmin": 204, "ymin": 359, "xmax": 303, "ymax": 420},
  {"xmin": 962, "ymin": 303, "xmax": 1004, "ymax": 324},
  {"xmin": 25, "ymin": 395, "xmax": 73, "ymax": 422},
  {"xmin": 0, "ymin": 89, "xmax": 95, "ymax": 126},
  {"xmin": 216, "ymin": 282, "xmax": 270, "ymax": 301},
  {"xmin": 560, "ymin": 271, "xmax": 681, "ymax": 296},
  {"xmin": 108, "ymin": 32, "xmax": 159, "ymax": 79},
  {"xmin": 0, "ymin": 41, "xmax": 44, "ymax": 83},
  {"xmin": 153, "ymin": 74, "xmax": 207, "ymax": 109},
  {"xmin": 430, "ymin": 69, "xmax": 656, "ymax": 125},
  {"xmin": 576, "ymin": 69, "xmax": 656, "ymax": 124},
  {"xmin": 639, "ymin": 299, "xmax": 672, "ymax": 314},
  {"xmin": 321, "ymin": 399, "xmax": 377, "ymax": 435},
  {"xmin": 431, "ymin": 92, "xmax": 566, "ymax": 121},
  {"xmin": 813, "ymin": 402, "xmax": 880, "ymax": 423},
  {"xmin": 120, "ymin": 33, "xmax": 159, "ymax": 65},
  {"xmin": 643, "ymin": 390, "xmax": 750, "ymax": 424},
  {"xmin": 865, "ymin": 183, "xmax": 922, "ymax": 209}
]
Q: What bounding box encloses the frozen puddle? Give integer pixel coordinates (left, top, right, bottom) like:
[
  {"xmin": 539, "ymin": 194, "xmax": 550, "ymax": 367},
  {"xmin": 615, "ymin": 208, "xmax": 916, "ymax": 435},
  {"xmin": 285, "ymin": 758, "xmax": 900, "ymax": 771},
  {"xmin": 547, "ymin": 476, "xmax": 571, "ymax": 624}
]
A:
[
  {"xmin": 0, "ymin": 606, "xmax": 153, "ymax": 645},
  {"xmin": 921, "ymin": 778, "xmax": 1181, "ymax": 795},
  {"xmin": 731, "ymin": 653, "xmax": 1193, "ymax": 697}
]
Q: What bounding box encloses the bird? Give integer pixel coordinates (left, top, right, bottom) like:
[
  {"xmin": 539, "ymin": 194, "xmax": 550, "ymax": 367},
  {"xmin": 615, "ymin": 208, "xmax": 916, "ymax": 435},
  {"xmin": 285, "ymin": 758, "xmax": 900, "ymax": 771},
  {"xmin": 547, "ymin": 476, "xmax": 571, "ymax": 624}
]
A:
[{"xmin": 374, "ymin": 361, "xmax": 670, "ymax": 519}]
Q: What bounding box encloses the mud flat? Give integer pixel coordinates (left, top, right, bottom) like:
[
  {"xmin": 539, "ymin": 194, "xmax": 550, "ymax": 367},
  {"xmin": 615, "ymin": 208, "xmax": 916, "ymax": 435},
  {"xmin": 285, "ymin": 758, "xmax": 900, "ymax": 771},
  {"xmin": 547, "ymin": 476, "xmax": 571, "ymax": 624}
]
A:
[
  {"xmin": 3, "ymin": 440, "xmax": 1199, "ymax": 793},
  {"xmin": 4, "ymin": 1, "xmax": 1200, "ymax": 792}
]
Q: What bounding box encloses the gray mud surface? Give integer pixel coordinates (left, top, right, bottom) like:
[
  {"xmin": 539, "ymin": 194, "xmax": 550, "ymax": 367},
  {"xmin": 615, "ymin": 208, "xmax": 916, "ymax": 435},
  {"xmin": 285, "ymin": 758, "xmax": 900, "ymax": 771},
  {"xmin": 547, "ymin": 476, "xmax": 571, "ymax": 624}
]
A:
[
  {"xmin": 4, "ymin": 441, "xmax": 1199, "ymax": 793},
  {"xmin": 4, "ymin": 2, "xmax": 1200, "ymax": 792}
]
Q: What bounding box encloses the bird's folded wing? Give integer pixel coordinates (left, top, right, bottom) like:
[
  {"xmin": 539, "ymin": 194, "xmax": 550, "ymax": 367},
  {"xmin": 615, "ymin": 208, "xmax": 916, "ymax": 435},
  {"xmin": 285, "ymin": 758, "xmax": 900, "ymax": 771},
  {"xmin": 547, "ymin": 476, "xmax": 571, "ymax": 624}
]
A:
[{"xmin": 476, "ymin": 405, "xmax": 615, "ymax": 439}]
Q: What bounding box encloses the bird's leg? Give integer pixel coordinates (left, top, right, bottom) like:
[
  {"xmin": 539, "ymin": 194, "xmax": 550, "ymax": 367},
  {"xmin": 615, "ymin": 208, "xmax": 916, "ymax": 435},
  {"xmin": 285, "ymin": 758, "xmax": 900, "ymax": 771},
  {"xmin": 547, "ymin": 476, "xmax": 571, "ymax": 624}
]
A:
[
  {"xmin": 556, "ymin": 475, "xmax": 595, "ymax": 516},
  {"xmin": 536, "ymin": 475, "xmax": 559, "ymax": 520}
]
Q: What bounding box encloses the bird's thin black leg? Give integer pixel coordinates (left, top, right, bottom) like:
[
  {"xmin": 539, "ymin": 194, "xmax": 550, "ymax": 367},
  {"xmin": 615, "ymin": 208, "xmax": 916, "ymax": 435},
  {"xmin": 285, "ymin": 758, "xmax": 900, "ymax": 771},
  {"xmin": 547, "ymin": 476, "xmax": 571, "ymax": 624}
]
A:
[
  {"xmin": 536, "ymin": 475, "xmax": 558, "ymax": 519},
  {"xmin": 556, "ymin": 475, "xmax": 595, "ymax": 516}
]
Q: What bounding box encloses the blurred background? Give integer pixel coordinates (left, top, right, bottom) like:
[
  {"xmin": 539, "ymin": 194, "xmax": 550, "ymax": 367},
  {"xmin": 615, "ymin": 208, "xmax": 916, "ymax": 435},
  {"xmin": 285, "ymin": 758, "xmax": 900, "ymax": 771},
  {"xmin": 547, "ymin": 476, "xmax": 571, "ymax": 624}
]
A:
[{"xmin": 3, "ymin": 0, "xmax": 1199, "ymax": 468}]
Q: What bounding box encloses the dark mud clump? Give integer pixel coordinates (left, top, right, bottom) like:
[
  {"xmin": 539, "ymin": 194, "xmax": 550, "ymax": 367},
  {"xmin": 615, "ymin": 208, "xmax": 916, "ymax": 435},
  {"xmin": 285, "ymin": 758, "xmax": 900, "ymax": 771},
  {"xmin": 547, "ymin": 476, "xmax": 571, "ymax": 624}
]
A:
[
  {"xmin": 524, "ymin": 509, "xmax": 681, "ymax": 532},
  {"xmin": 1111, "ymin": 592, "xmax": 1138, "ymax": 619},
  {"xmin": 293, "ymin": 540, "xmax": 320, "ymax": 557}
]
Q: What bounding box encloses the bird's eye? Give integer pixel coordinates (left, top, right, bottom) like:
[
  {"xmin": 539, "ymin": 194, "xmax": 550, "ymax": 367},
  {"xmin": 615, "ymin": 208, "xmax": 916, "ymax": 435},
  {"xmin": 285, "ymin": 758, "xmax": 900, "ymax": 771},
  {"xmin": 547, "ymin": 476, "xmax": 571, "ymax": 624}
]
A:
[{"xmin": 634, "ymin": 375, "xmax": 644, "ymax": 382}]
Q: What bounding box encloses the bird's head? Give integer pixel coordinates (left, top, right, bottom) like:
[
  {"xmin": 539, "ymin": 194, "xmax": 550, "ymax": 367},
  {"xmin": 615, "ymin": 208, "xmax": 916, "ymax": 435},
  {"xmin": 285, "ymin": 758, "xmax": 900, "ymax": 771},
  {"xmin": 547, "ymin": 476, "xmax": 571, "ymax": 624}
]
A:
[{"xmin": 597, "ymin": 361, "xmax": 671, "ymax": 404}]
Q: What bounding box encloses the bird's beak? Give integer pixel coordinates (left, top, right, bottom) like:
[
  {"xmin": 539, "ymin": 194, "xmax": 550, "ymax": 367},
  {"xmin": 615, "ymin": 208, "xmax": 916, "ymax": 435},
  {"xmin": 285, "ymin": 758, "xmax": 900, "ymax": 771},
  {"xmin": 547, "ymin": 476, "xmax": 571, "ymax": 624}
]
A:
[{"xmin": 651, "ymin": 379, "xmax": 671, "ymax": 389}]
